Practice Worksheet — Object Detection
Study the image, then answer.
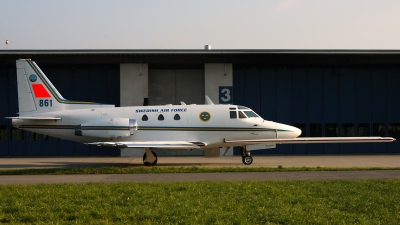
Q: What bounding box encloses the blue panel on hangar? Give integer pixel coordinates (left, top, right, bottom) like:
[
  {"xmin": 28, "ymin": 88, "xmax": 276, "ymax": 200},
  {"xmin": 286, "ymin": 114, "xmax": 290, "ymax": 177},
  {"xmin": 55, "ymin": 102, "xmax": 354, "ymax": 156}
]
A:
[
  {"xmin": 307, "ymin": 68, "xmax": 323, "ymax": 123},
  {"xmin": 74, "ymin": 68, "xmax": 91, "ymax": 102},
  {"xmin": 307, "ymin": 69, "xmax": 324, "ymax": 154},
  {"xmin": 387, "ymin": 68, "xmax": 400, "ymax": 153},
  {"xmin": 57, "ymin": 67, "xmax": 76, "ymax": 100},
  {"xmin": 244, "ymin": 69, "xmax": 260, "ymax": 113},
  {"xmin": 42, "ymin": 139, "xmax": 59, "ymax": 156},
  {"xmin": 59, "ymin": 140, "xmax": 75, "ymax": 156},
  {"xmin": 233, "ymin": 68, "xmax": 245, "ymax": 106},
  {"xmin": 74, "ymin": 142, "xmax": 91, "ymax": 156},
  {"xmin": 106, "ymin": 67, "xmax": 121, "ymax": 106},
  {"xmin": 339, "ymin": 68, "xmax": 356, "ymax": 123},
  {"xmin": 370, "ymin": 68, "xmax": 387, "ymax": 122},
  {"xmin": 90, "ymin": 67, "xmax": 107, "ymax": 103},
  {"xmin": 291, "ymin": 69, "xmax": 308, "ymax": 154},
  {"xmin": 9, "ymin": 141, "xmax": 25, "ymax": 156},
  {"xmin": 291, "ymin": 69, "xmax": 307, "ymax": 123},
  {"xmin": 276, "ymin": 69, "xmax": 292, "ymax": 154},
  {"xmin": 323, "ymin": 68, "xmax": 339, "ymax": 123},
  {"xmin": 0, "ymin": 68, "xmax": 8, "ymax": 118},
  {"xmin": 355, "ymin": 68, "xmax": 371, "ymax": 123},
  {"xmin": 260, "ymin": 69, "xmax": 277, "ymax": 121}
]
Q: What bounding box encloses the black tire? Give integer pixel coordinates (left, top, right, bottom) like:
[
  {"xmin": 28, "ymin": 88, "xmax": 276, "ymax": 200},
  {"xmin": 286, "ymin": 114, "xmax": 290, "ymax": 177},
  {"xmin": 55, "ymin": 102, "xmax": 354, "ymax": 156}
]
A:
[
  {"xmin": 143, "ymin": 151, "xmax": 158, "ymax": 166},
  {"xmin": 242, "ymin": 155, "xmax": 253, "ymax": 165}
]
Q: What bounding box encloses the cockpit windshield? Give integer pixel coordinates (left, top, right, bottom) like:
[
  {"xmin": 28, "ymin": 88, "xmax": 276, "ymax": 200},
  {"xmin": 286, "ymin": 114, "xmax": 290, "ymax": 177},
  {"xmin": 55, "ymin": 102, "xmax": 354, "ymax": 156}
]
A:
[
  {"xmin": 230, "ymin": 106, "xmax": 262, "ymax": 119},
  {"xmin": 243, "ymin": 110, "xmax": 260, "ymax": 118}
]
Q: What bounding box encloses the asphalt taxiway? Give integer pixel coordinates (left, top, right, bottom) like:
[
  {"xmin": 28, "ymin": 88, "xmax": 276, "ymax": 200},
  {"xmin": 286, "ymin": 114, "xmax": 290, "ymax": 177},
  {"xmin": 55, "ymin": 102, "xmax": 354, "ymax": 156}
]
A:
[{"xmin": 1, "ymin": 155, "xmax": 400, "ymax": 185}]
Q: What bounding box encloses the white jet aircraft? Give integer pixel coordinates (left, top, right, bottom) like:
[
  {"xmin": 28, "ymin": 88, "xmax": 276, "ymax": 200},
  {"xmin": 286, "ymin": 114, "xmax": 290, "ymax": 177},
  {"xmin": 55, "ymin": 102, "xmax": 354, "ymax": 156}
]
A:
[{"xmin": 7, "ymin": 59, "xmax": 395, "ymax": 166}]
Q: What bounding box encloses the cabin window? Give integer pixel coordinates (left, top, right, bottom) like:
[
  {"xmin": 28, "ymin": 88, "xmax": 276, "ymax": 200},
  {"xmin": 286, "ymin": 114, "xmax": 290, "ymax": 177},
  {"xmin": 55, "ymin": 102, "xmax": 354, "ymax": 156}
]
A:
[
  {"xmin": 358, "ymin": 123, "xmax": 370, "ymax": 136},
  {"xmin": 230, "ymin": 111, "xmax": 237, "ymax": 119},
  {"xmin": 28, "ymin": 131, "xmax": 41, "ymax": 141},
  {"xmin": 174, "ymin": 114, "xmax": 181, "ymax": 120},
  {"xmin": 142, "ymin": 115, "xmax": 148, "ymax": 121},
  {"xmin": 238, "ymin": 111, "xmax": 247, "ymax": 119},
  {"xmin": 0, "ymin": 125, "xmax": 7, "ymax": 140},
  {"xmin": 11, "ymin": 127, "xmax": 23, "ymax": 141},
  {"xmin": 158, "ymin": 114, "xmax": 164, "ymax": 121}
]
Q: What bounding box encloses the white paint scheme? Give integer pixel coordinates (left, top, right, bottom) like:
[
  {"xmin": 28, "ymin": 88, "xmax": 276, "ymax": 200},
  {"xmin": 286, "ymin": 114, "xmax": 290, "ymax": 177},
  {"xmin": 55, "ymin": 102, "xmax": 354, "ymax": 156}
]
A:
[
  {"xmin": 8, "ymin": 59, "xmax": 395, "ymax": 166},
  {"xmin": 204, "ymin": 63, "xmax": 232, "ymax": 104},
  {"xmin": 120, "ymin": 63, "xmax": 148, "ymax": 107}
]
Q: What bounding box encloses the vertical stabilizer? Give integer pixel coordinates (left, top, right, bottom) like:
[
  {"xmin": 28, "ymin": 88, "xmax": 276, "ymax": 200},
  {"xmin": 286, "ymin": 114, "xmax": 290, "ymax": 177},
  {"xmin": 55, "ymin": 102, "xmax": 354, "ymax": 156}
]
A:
[{"xmin": 15, "ymin": 59, "xmax": 114, "ymax": 116}]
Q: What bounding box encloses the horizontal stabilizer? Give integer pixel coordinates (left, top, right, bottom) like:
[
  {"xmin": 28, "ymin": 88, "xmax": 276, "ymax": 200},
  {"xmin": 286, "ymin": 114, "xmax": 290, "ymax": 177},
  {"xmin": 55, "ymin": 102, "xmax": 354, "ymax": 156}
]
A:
[
  {"xmin": 225, "ymin": 137, "xmax": 396, "ymax": 145},
  {"xmin": 87, "ymin": 141, "xmax": 206, "ymax": 150},
  {"xmin": 6, "ymin": 116, "xmax": 61, "ymax": 120}
]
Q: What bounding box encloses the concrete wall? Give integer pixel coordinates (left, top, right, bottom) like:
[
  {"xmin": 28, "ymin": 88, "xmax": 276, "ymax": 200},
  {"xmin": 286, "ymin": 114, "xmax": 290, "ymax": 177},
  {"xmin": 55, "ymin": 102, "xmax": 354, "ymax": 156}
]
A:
[
  {"xmin": 148, "ymin": 69, "xmax": 204, "ymax": 105},
  {"xmin": 204, "ymin": 63, "xmax": 233, "ymax": 104},
  {"xmin": 204, "ymin": 64, "xmax": 233, "ymax": 156},
  {"xmin": 120, "ymin": 63, "xmax": 148, "ymax": 107}
]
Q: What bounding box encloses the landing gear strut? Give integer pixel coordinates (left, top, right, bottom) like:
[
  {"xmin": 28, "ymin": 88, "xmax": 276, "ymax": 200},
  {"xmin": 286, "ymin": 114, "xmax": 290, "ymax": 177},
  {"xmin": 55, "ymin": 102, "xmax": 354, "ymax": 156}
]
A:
[
  {"xmin": 143, "ymin": 148, "xmax": 158, "ymax": 166},
  {"xmin": 240, "ymin": 146, "xmax": 253, "ymax": 165}
]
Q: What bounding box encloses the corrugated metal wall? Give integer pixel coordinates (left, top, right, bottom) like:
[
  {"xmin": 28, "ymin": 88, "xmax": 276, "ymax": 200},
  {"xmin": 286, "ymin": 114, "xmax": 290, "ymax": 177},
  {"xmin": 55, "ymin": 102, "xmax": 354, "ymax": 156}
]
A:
[
  {"xmin": 0, "ymin": 64, "xmax": 121, "ymax": 156},
  {"xmin": 233, "ymin": 67, "xmax": 400, "ymax": 155}
]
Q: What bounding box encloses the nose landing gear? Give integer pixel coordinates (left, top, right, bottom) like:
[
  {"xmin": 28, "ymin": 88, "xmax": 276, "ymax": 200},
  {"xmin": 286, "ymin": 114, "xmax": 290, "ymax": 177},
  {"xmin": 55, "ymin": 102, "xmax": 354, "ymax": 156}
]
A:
[{"xmin": 240, "ymin": 146, "xmax": 253, "ymax": 165}]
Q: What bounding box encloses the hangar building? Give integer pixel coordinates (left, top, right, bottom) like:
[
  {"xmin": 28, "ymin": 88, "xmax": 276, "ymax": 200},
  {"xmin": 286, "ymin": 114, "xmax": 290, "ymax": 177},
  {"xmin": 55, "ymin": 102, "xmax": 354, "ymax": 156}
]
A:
[{"xmin": 0, "ymin": 49, "xmax": 399, "ymax": 156}]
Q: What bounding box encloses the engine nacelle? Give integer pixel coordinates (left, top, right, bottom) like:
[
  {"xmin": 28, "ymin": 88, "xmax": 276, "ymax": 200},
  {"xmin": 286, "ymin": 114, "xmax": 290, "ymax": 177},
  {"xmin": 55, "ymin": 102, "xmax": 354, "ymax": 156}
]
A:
[{"xmin": 75, "ymin": 118, "xmax": 137, "ymax": 139}]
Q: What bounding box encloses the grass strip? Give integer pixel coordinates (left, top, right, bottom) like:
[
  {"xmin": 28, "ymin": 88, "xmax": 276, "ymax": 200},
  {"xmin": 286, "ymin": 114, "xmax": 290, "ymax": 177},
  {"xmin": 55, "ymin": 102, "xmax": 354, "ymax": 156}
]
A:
[
  {"xmin": 0, "ymin": 180, "xmax": 399, "ymax": 224},
  {"xmin": 0, "ymin": 166, "xmax": 400, "ymax": 175}
]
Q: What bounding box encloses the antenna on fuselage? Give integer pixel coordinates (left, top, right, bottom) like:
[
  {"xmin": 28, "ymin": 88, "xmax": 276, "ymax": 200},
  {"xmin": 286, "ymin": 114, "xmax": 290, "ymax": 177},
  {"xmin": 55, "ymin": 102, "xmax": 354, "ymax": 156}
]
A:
[{"xmin": 205, "ymin": 95, "xmax": 214, "ymax": 105}]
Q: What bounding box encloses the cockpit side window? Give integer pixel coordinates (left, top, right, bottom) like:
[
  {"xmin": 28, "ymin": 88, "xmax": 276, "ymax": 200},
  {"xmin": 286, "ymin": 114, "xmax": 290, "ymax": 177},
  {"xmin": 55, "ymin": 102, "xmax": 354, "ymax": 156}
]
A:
[
  {"xmin": 230, "ymin": 111, "xmax": 237, "ymax": 119},
  {"xmin": 238, "ymin": 111, "xmax": 247, "ymax": 119}
]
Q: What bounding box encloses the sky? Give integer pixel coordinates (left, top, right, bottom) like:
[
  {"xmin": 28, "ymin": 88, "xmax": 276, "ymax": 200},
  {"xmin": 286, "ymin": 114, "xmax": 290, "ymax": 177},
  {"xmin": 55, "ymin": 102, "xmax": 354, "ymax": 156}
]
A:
[{"xmin": 1, "ymin": 0, "xmax": 400, "ymax": 50}]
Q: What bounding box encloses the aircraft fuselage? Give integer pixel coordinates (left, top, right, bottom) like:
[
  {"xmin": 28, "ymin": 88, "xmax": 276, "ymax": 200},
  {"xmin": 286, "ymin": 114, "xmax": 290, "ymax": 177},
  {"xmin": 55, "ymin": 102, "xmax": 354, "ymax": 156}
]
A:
[{"xmin": 12, "ymin": 104, "xmax": 301, "ymax": 149}]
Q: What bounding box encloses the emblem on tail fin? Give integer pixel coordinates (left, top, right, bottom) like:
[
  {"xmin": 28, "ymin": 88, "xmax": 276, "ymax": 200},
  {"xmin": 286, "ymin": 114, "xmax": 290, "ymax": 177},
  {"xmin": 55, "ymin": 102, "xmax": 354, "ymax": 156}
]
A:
[{"xmin": 29, "ymin": 74, "xmax": 37, "ymax": 82}]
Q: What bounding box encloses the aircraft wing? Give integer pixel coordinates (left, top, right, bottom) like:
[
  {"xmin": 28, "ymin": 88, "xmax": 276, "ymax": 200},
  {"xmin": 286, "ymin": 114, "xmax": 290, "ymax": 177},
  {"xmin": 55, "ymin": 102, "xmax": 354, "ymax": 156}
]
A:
[
  {"xmin": 225, "ymin": 137, "xmax": 395, "ymax": 145},
  {"xmin": 6, "ymin": 117, "xmax": 62, "ymax": 120},
  {"xmin": 87, "ymin": 141, "xmax": 206, "ymax": 150}
]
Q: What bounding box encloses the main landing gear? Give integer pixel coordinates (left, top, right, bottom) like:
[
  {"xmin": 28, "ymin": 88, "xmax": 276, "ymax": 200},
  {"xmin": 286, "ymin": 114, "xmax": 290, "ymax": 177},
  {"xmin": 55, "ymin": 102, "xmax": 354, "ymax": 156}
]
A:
[
  {"xmin": 240, "ymin": 146, "xmax": 253, "ymax": 165},
  {"xmin": 143, "ymin": 147, "xmax": 158, "ymax": 166}
]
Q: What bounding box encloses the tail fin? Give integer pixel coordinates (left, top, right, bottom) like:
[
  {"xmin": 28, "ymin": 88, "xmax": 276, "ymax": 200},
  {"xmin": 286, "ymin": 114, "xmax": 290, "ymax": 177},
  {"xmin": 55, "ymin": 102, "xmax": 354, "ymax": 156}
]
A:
[{"xmin": 16, "ymin": 59, "xmax": 113, "ymax": 116}]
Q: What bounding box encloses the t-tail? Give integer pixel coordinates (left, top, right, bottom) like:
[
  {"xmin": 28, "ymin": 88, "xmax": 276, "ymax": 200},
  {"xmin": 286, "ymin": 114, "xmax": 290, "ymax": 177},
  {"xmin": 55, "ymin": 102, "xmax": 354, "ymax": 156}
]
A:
[{"xmin": 15, "ymin": 59, "xmax": 114, "ymax": 116}]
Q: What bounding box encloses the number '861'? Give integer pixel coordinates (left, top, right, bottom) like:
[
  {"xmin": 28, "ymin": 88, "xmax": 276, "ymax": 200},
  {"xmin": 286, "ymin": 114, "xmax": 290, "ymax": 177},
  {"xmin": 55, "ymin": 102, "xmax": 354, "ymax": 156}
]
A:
[{"xmin": 39, "ymin": 99, "xmax": 52, "ymax": 107}]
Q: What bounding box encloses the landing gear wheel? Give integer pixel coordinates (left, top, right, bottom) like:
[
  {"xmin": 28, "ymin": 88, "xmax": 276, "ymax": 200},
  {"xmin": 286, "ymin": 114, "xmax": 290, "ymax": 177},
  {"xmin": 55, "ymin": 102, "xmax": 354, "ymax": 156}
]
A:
[
  {"xmin": 143, "ymin": 150, "xmax": 158, "ymax": 166},
  {"xmin": 242, "ymin": 155, "xmax": 253, "ymax": 165}
]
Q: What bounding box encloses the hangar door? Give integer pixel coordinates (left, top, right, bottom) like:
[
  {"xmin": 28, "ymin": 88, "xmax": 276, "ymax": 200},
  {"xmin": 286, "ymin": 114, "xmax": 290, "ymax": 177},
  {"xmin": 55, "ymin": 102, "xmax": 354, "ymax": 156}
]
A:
[
  {"xmin": 149, "ymin": 69, "xmax": 204, "ymax": 105},
  {"xmin": 148, "ymin": 69, "xmax": 204, "ymax": 156}
]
